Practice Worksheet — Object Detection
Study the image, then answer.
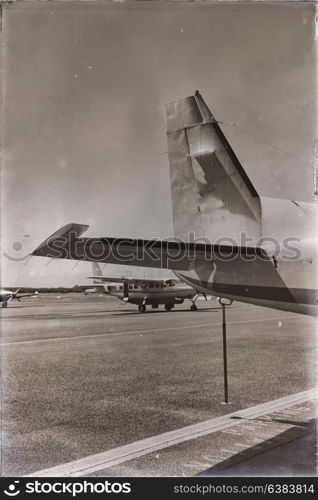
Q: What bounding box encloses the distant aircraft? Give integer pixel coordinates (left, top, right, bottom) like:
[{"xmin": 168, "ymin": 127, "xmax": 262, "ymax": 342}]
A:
[
  {"xmin": 88, "ymin": 263, "xmax": 206, "ymax": 312},
  {"xmin": 32, "ymin": 91, "xmax": 317, "ymax": 317},
  {"xmin": 83, "ymin": 287, "xmax": 98, "ymax": 295},
  {"xmin": 0, "ymin": 289, "xmax": 38, "ymax": 308}
]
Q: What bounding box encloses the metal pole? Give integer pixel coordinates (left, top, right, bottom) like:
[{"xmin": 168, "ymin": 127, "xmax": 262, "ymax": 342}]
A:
[
  {"xmin": 222, "ymin": 302, "xmax": 228, "ymax": 404},
  {"xmin": 218, "ymin": 297, "xmax": 233, "ymax": 404}
]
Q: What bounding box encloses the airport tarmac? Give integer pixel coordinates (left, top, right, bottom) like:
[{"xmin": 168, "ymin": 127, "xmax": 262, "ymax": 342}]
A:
[{"xmin": 1, "ymin": 294, "xmax": 317, "ymax": 476}]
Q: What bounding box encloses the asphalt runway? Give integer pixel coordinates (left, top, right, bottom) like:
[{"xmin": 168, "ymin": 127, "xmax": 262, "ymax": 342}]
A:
[{"xmin": 1, "ymin": 294, "xmax": 316, "ymax": 476}]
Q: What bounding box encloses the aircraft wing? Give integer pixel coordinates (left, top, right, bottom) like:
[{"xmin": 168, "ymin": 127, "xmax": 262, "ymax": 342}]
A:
[
  {"xmin": 87, "ymin": 276, "xmax": 167, "ymax": 286},
  {"xmin": 16, "ymin": 291, "xmax": 39, "ymax": 299}
]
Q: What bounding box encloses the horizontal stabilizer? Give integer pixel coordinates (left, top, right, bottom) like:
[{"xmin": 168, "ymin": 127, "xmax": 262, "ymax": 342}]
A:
[
  {"xmin": 32, "ymin": 223, "xmax": 266, "ymax": 270},
  {"xmin": 33, "ymin": 223, "xmax": 89, "ymax": 257}
]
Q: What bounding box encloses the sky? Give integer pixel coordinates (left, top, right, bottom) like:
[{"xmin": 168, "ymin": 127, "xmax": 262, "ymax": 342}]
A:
[{"xmin": 1, "ymin": 0, "xmax": 316, "ymax": 287}]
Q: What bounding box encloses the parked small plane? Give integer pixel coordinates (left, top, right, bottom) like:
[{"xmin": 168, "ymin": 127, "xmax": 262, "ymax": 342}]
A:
[
  {"xmin": 32, "ymin": 91, "xmax": 317, "ymax": 317},
  {"xmin": 88, "ymin": 263, "xmax": 206, "ymax": 312},
  {"xmin": 83, "ymin": 287, "xmax": 98, "ymax": 295},
  {"xmin": 0, "ymin": 289, "xmax": 38, "ymax": 308}
]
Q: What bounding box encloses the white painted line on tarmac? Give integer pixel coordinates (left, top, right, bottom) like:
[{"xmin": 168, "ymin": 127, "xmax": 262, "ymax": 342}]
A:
[
  {"xmin": 26, "ymin": 388, "xmax": 317, "ymax": 477},
  {"xmin": 1, "ymin": 315, "xmax": 304, "ymax": 346}
]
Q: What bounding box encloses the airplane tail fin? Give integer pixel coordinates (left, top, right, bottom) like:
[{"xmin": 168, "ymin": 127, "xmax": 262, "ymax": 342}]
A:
[
  {"xmin": 165, "ymin": 91, "xmax": 261, "ymax": 243},
  {"xmin": 92, "ymin": 262, "xmax": 103, "ymax": 277}
]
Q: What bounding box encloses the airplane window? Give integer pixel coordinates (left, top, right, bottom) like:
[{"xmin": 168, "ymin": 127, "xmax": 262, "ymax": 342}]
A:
[
  {"xmin": 149, "ymin": 284, "xmax": 154, "ymax": 288},
  {"xmin": 134, "ymin": 285, "xmax": 138, "ymax": 289},
  {"xmin": 155, "ymin": 284, "xmax": 159, "ymax": 288},
  {"xmin": 128, "ymin": 285, "xmax": 133, "ymax": 290},
  {"xmin": 119, "ymin": 286, "xmax": 123, "ymax": 290}
]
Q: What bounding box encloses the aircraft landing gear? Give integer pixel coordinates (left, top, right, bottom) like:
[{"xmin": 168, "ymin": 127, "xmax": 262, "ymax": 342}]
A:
[
  {"xmin": 165, "ymin": 304, "xmax": 173, "ymax": 312},
  {"xmin": 190, "ymin": 303, "xmax": 197, "ymax": 311},
  {"xmin": 138, "ymin": 304, "xmax": 146, "ymax": 313}
]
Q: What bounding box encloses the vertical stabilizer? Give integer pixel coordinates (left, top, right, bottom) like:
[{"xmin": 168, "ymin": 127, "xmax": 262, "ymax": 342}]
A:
[
  {"xmin": 92, "ymin": 262, "xmax": 103, "ymax": 277},
  {"xmin": 165, "ymin": 91, "xmax": 261, "ymax": 243}
]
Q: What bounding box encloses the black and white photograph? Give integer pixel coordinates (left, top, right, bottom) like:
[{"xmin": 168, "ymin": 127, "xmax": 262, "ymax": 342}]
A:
[{"xmin": 0, "ymin": 0, "xmax": 317, "ymax": 493}]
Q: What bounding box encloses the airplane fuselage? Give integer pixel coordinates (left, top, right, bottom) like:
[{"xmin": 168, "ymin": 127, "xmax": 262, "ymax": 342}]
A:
[
  {"xmin": 104, "ymin": 283, "xmax": 195, "ymax": 306},
  {"xmin": 0, "ymin": 290, "xmax": 14, "ymax": 303},
  {"xmin": 174, "ymin": 197, "xmax": 317, "ymax": 316}
]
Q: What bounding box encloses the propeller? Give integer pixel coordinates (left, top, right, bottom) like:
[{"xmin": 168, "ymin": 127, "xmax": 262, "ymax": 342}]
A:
[{"xmin": 11, "ymin": 288, "xmax": 21, "ymax": 301}]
